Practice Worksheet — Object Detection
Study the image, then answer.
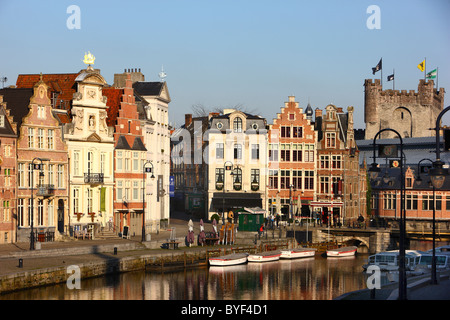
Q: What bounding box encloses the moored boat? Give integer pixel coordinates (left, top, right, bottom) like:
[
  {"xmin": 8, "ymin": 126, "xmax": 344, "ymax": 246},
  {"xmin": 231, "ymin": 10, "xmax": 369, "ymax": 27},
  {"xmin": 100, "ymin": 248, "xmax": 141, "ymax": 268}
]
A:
[
  {"xmin": 248, "ymin": 250, "xmax": 281, "ymax": 263},
  {"xmin": 326, "ymin": 246, "xmax": 357, "ymax": 257},
  {"xmin": 209, "ymin": 253, "xmax": 248, "ymax": 266},
  {"xmin": 362, "ymin": 250, "xmax": 423, "ymax": 271},
  {"xmin": 280, "ymin": 248, "xmax": 317, "ymax": 259}
]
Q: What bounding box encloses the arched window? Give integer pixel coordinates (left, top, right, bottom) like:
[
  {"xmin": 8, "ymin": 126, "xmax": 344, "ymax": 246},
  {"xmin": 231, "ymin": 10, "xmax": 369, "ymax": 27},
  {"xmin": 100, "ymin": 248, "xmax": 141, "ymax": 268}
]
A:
[
  {"xmin": 233, "ymin": 117, "xmax": 243, "ymax": 133},
  {"xmin": 233, "ymin": 168, "xmax": 242, "ymax": 190}
]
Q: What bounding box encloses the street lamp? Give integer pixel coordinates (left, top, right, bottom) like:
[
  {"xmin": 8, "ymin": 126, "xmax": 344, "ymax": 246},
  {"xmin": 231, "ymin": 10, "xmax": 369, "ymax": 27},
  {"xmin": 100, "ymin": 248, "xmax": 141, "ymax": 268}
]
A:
[
  {"xmin": 416, "ymin": 158, "xmax": 437, "ymax": 285},
  {"xmin": 222, "ymin": 161, "xmax": 233, "ymax": 225},
  {"xmin": 30, "ymin": 157, "xmax": 50, "ymax": 250},
  {"xmin": 368, "ymin": 128, "xmax": 407, "ymax": 300},
  {"xmin": 142, "ymin": 160, "xmax": 155, "ymax": 242}
]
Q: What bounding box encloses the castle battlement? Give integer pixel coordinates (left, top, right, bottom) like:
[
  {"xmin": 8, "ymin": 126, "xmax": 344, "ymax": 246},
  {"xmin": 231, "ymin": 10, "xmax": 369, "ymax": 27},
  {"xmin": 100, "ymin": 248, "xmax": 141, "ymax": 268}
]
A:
[{"xmin": 364, "ymin": 78, "xmax": 445, "ymax": 140}]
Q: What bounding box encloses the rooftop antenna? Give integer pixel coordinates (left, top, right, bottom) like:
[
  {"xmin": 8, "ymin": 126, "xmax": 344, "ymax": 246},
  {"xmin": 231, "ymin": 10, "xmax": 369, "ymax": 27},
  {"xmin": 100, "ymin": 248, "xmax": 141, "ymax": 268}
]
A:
[{"xmin": 158, "ymin": 65, "xmax": 167, "ymax": 82}]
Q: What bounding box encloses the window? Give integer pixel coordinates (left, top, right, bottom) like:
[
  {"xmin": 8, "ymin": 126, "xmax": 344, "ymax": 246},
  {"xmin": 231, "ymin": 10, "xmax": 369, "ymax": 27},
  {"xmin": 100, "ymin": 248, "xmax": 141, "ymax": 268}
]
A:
[
  {"xmin": 406, "ymin": 177, "xmax": 413, "ymax": 188},
  {"xmin": 292, "ymin": 144, "xmax": 302, "ymax": 162},
  {"xmin": 293, "ymin": 127, "xmax": 302, "ymax": 138},
  {"xmin": 73, "ymin": 189, "xmax": 80, "ymax": 213},
  {"xmin": 38, "ymin": 128, "xmax": 44, "ymax": 149},
  {"xmin": 124, "ymin": 152, "xmax": 130, "ymax": 171},
  {"xmin": 37, "ymin": 199, "xmax": 44, "ymax": 226},
  {"xmin": 87, "ymin": 152, "xmax": 94, "ymax": 173},
  {"xmin": 232, "ymin": 168, "xmax": 242, "ymax": 190},
  {"xmin": 233, "ymin": 117, "xmax": 243, "ymax": 133},
  {"xmin": 73, "ymin": 152, "xmax": 80, "ymax": 176},
  {"xmin": 269, "ymin": 144, "xmax": 278, "ymax": 162},
  {"xmin": 447, "ymin": 197, "xmax": 450, "ymax": 211},
  {"xmin": 0, "ymin": 115, "xmax": 4, "ymax": 127},
  {"xmin": 2, "ymin": 201, "xmax": 10, "ymax": 222},
  {"xmin": 292, "ymin": 170, "xmax": 302, "ymax": 190},
  {"xmin": 281, "ymin": 126, "xmax": 291, "ymax": 138},
  {"xmin": 289, "ymin": 113, "xmax": 295, "ymax": 121},
  {"xmin": 269, "ymin": 170, "xmax": 278, "ymax": 189},
  {"xmin": 18, "ymin": 199, "xmax": 24, "ymax": 227},
  {"xmin": 281, "ymin": 144, "xmax": 290, "ymax": 161},
  {"xmin": 37, "ymin": 106, "xmax": 45, "ymax": 119},
  {"xmin": 28, "ymin": 128, "xmax": 34, "ymax": 148},
  {"xmin": 320, "ymin": 177, "xmax": 329, "ymax": 194},
  {"xmin": 101, "ymin": 153, "xmax": 106, "ymax": 174},
  {"xmin": 234, "ymin": 144, "xmax": 242, "ymax": 159},
  {"xmin": 117, "ymin": 151, "xmax": 123, "ymax": 171},
  {"xmin": 133, "ymin": 152, "xmax": 139, "ymax": 171},
  {"xmin": 384, "ymin": 193, "xmax": 396, "ymax": 210},
  {"xmin": 332, "ymin": 155, "xmax": 341, "ymax": 169},
  {"xmin": 133, "ymin": 181, "xmax": 139, "ymax": 200},
  {"xmin": 251, "ymin": 169, "xmax": 260, "ymax": 189},
  {"xmin": 216, "ymin": 143, "xmax": 224, "ymax": 159},
  {"xmin": 48, "ymin": 164, "xmax": 54, "ymax": 186},
  {"xmin": 57, "ymin": 165, "xmax": 64, "ymax": 188},
  {"xmin": 305, "ymin": 144, "xmax": 314, "ymax": 162},
  {"xmin": 47, "ymin": 129, "xmax": 54, "ymax": 149},
  {"xmin": 28, "ymin": 163, "xmax": 33, "ymax": 188},
  {"xmin": 117, "ymin": 181, "xmax": 123, "ymax": 200},
  {"xmin": 47, "ymin": 200, "xmax": 53, "ymax": 226},
  {"xmin": 326, "ymin": 132, "xmax": 336, "ymax": 148},
  {"xmin": 18, "ymin": 163, "xmax": 25, "ymax": 187},
  {"xmin": 87, "ymin": 189, "xmax": 93, "ymax": 212},
  {"xmin": 304, "ymin": 171, "xmax": 314, "ymax": 190},
  {"xmin": 215, "ymin": 168, "xmax": 224, "ymax": 183},
  {"xmin": 251, "ymin": 144, "xmax": 259, "ymax": 160},
  {"xmin": 280, "ymin": 170, "xmax": 290, "ymax": 189},
  {"xmin": 406, "ymin": 194, "xmax": 418, "ymax": 210},
  {"xmin": 320, "ymin": 155, "xmax": 330, "ymax": 169}
]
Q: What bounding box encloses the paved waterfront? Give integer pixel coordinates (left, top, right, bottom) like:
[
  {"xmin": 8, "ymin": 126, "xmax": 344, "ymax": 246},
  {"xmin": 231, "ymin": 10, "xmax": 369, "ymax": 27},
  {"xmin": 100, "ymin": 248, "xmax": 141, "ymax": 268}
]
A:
[{"xmin": 1, "ymin": 212, "xmax": 449, "ymax": 300}]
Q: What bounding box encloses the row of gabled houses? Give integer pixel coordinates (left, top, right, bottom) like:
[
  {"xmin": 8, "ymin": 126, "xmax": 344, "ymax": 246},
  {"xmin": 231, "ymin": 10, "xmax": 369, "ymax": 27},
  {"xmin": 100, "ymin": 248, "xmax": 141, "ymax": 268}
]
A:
[
  {"xmin": 0, "ymin": 64, "xmax": 171, "ymax": 244},
  {"xmin": 171, "ymin": 96, "xmax": 367, "ymax": 227}
]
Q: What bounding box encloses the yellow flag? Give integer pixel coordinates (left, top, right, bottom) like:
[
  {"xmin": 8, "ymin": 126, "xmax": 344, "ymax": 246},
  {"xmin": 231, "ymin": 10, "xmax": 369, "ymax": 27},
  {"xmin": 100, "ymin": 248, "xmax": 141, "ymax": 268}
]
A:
[{"xmin": 417, "ymin": 59, "xmax": 425, "ymax": 72}]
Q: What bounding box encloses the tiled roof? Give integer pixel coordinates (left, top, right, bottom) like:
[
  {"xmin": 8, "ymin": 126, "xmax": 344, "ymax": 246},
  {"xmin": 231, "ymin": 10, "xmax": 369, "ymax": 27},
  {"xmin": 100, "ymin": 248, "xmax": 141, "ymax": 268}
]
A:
[
  {"xmin": 131, "ymin": 136, "xmax": 147, "ymax": 151},
  {"xmin": 0, "ymin": 88, "xmax": 33, "ymax": 130},
  {"xmin": 132, "ymin": 82, "xmax": 163, "ymax": 96},
  {"xmin": 115, "ymin": 135, "xmax": 131, "ymax": 150},
  {"xmin": 16, "ymin": 73, "xmax": 79, "ymax": 111},
  {"xmin": 102, "ymin": 87, "xmax": 124, "ymax": 127}
]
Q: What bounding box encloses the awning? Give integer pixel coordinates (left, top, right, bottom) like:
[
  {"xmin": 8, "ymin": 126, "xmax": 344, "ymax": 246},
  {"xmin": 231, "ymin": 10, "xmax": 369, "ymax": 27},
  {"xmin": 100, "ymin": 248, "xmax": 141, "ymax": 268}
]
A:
[
  {"xmin": 310, "ymin": 201, "xmax": 343, "ymax": 207},
  {"xmin": 243, "ymin": 207, "xmax": 266, "ymax": 214},
  {"xmin": 211, "ymin": 192, "xmax": 262, "ymax": 208}
]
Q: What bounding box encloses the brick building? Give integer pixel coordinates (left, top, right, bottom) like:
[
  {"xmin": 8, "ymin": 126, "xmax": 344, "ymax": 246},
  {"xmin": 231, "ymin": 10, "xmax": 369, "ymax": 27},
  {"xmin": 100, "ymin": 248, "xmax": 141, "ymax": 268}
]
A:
[
  {"xmin": 1, "ymin": 77, "xmax": 69, "ymax": 242},
  {"xmin": 104, "ymin": 73, "xmax": 147, "ymax": 237},
  {"xmin": 0, "ymin": 95, "xmax": 18, "ymax": 243},
  {"xmin": 267, "ymin": 96, "xmax": 316, "ymax": 220},
  {"xmin": 313, "ymin": 104, "xmax": 366, "ymax": 226}
]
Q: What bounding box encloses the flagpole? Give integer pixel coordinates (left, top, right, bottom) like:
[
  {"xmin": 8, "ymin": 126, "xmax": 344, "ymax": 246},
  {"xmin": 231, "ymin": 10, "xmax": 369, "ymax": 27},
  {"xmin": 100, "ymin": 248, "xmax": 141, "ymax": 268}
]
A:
[
  {"xmin": 381, "ymin": 57, "xmax": 383, "ymax": 89},
  {"xmin": 393, "ymin": 69, "xmax": 395, "ymax": 91},
  {"xmin": 424, "ymin": 57, "xmax": 426, "ymax": 81},
  {"xmin": 437, "ymin": 67, "xmax": 439, "ymax": 91}
]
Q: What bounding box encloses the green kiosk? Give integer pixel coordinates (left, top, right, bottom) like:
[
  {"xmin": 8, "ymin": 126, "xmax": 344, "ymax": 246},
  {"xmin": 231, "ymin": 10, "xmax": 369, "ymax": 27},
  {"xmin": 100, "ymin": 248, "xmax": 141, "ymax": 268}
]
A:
[{"xmin": 238, "ymin": 207, "xmax": 266, "ymax": 232}]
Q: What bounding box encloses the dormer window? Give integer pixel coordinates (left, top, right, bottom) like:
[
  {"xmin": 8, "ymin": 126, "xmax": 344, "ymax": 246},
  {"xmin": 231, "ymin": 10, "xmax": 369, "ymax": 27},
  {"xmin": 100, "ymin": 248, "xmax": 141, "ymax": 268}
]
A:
[
  {"xmin": 0, "ymin": 115, "xmax": 4, "ymax": 127},
  {"xmin": 233, "ymin": 117, "xmax": 242, "ymax": 133}
]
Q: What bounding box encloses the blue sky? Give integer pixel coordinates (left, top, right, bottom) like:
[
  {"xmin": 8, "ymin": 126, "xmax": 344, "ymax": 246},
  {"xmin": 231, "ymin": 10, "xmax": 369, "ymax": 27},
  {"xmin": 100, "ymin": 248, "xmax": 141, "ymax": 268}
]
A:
[{"xmin": 0, "ymin": 0, "xmax": 449, "ymax": 129}]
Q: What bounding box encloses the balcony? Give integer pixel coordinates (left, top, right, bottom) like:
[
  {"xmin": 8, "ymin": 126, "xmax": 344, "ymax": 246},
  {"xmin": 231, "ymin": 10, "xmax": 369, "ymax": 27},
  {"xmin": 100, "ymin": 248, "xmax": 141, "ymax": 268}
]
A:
[
  {"xmin": 84, "ymin": 173, "xmax": 104, "ymax": 184},
  {"xmin": 36, "ymin": 184, "xmax": 55, "ymax": 197}
]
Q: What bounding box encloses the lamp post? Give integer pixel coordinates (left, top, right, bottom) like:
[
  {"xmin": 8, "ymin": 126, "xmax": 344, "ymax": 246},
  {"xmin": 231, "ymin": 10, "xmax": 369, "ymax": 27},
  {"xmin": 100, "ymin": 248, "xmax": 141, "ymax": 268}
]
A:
[
  {"xmin": 428, "ymin": 105, "xmax": 450, "ymax": 284},
  {"xmin": 30, "ymin": 157, "xmax": 49, "ymax": 250},
  {"xmin": 368, "ymin": 128, "xmax": 406, "ymax": 300},
  {"xmin": 416, "ymin": 158, "xmax": 437, "ymax": 285},
  {"xmin": 142, "ymin": 160, "xmax": 155, "ymax": 242},
  {"xmin": 222, "ymin": 161, "xmax": 233, "ymax": 225}
]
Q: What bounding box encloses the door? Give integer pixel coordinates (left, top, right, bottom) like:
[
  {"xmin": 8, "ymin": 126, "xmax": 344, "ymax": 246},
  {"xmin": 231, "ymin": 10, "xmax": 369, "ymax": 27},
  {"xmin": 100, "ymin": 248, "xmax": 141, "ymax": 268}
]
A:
[{"xmin": 57, "ymin": 199, "xmax": 65, "ymax": 234}]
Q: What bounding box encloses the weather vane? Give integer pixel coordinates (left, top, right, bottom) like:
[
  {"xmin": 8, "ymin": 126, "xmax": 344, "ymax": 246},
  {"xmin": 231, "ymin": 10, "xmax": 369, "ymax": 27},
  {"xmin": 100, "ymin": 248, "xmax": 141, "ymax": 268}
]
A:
[
  {"xmin": 83, "ymin": 51, "xmax": 95, "ymax": 65},
  {"xmin": 158, "ymin": 65, "xmax": 167, "ymax": 82}
]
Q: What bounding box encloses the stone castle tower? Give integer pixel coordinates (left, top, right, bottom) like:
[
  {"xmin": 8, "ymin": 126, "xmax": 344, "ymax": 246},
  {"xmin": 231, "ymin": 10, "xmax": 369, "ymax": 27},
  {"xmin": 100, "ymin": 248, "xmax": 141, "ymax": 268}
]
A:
[{"xmin": 364, "ymin": 79, "xmax": 445, "ymax": 140}]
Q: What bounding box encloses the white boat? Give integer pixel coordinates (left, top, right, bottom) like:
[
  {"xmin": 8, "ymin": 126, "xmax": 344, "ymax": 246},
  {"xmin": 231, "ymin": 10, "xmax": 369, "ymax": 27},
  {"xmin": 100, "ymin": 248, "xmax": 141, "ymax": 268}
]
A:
[
  {"xmin": 209, "ymin": 253, "xmax": 248, "ymax": 266},
  {"xmin": 362, "ymin": 250, "xmax": 423, "ymax": 271},
  {"xmin": 426, "ymin": 245, "xmax": 450, "ymax": 254},
  {"xmin": 326, "ymin": 246, "xmax": 357, "ymax": 257},
  {"xmin": 416, "ymin": 253, "xmax": 450, "ymax": 271},
  {"xmin": 248, "ymin": 250, "xmax": 281, "ymax": 263},
  {"xmin": 280, "ymin": 247, "xmax": 317, "ymax": 259}
]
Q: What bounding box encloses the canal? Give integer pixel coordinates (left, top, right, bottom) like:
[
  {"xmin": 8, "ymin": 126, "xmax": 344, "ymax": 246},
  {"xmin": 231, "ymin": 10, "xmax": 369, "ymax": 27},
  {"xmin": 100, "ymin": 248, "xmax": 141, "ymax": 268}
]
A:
[{"xmin": 1, "ymin": 240, "xmax": 446, "ymax": 300}]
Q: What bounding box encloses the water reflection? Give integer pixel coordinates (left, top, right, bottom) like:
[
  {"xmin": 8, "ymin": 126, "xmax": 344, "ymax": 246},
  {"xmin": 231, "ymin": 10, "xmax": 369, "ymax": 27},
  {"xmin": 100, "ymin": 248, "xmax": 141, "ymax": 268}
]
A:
[{"xmin": 1, "ymin": 255, "xmax": 369, "ymax": 300}]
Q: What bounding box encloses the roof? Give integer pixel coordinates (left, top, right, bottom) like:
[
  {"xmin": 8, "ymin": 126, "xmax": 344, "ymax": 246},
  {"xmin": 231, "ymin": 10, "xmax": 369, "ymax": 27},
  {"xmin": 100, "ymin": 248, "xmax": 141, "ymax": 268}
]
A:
[
  {"xmin": 131, "ymin": 136, "xmax": 147, "ymax": 151},
  {"xmin": 0, "ymin": 104, "xmax": 17, "ymax": 137},
  {"xmin": 115, "ymin": 135, "xmax": 131, "ymax": 150},
  {"xmin": 0, "ymin": 88, "xmax": 33, "ymax": 129},
  {"xmin": 132, "ymin": 82, "xmax": 163, "ymax": 96},
  {"xmin": 102, "ymin": 87, "xmax": 124, "ymax": 127},
  {"xmin": 16, "ymin": 73, "xmax": 79, "ymax": 111}
]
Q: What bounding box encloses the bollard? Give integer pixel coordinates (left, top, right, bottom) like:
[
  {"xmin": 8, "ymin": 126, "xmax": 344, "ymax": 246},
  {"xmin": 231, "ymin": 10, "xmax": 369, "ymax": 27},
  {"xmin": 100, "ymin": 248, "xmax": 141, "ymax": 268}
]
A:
[
  {"xmin": 114, "ymin": 247, "xmax": 117, "ymax": 255},
  {"xmin": 18, "ymin": 258, "xmax": 23, "ymax": 268}
]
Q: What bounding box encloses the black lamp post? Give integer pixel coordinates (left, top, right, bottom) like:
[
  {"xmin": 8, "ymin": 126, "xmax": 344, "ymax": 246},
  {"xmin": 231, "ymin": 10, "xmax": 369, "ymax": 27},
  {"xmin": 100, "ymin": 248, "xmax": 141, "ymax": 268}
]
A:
[
  {"xmin": 142, "ymin": 160, "xmax": 155, "ymax": 242},
  {"xmin": 222, "ymin": 161, "xmax": 233, "ymax": 225},
  {"xmin": 428, "ymin": 105, "xmax": 450, "ymax": 283},
  {"xmin": 30, "ymin": 157, "xmax": 49, "ymax": 250},
  {"xmin": 416, "ymin": 158, "xmax": 437, "ymax": 285},
  {"xmin": 368, "ymin": 128, "xmax": 407, "ymax": 300}
]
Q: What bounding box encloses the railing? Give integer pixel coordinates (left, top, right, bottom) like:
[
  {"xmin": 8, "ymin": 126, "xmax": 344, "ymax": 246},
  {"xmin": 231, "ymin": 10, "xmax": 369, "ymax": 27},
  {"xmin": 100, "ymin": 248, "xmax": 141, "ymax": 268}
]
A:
[
  {"xmin": 36, "ymin": 184, "xmax": 55, "ymax": 197},
  {"xmin": 84, "ymin": 173, "xmax": 104, "ymax": 184}
]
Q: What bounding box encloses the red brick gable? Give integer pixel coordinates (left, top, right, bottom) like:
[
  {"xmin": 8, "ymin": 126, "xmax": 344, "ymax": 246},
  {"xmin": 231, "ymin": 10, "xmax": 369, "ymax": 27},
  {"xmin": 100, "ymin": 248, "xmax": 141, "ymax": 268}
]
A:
[{"xmin": 103, "ymin": 87, "xmax": 124, "ymax": 127}]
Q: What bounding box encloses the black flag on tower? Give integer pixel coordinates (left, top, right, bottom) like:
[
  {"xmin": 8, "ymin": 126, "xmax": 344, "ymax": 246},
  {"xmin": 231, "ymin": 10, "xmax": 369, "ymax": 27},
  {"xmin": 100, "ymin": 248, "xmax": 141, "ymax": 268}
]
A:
[{"xmin": 372, "ymin": 58, "xmax": 382, "ymax": 75}]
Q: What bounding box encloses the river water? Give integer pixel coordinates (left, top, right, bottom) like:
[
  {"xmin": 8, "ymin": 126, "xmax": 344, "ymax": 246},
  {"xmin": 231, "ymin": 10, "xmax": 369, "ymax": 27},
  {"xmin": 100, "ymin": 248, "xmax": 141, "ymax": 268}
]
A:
[{"xmin": 1, "ymin": 240, "xmax": 447, "ymax": 300}]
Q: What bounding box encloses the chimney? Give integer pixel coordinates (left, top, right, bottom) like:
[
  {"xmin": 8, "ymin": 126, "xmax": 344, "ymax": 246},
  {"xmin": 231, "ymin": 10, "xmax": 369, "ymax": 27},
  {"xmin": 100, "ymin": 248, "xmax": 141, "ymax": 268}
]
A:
[
  {"xmin": 185, "ymin": 114, "xmax": 192, "ymax": 127},
  {"xmin": 315, "ymin": 108, "xmax": 322, "ymax": 119},
  {"xmin": 208, "ymin": 112, "xmax": 220, "ymax": 120}
]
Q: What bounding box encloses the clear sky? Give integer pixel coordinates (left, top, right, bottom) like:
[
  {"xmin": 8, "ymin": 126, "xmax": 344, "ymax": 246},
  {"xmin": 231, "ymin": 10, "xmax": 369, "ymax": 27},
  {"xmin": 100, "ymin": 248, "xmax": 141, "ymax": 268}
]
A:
[{"xmin": 0, "ymin": 0, "xmax": 449, "ymax": 129}]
